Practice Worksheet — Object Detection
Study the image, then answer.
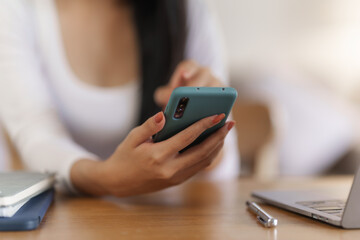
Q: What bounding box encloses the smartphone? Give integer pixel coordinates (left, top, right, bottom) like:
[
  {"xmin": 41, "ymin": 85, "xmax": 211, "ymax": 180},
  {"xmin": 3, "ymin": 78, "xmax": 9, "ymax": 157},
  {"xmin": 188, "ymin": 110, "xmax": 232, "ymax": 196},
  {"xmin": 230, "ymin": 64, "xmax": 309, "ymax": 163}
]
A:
[{"xmin": 153, "ymin": 87, "xmax": 238, "ymax": 148}]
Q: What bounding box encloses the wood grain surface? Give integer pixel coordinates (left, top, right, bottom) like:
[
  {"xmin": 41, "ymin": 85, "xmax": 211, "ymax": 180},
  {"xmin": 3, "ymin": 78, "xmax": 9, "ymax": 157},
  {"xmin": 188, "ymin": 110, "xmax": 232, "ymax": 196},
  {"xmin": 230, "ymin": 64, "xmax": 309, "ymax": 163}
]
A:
[{"xmin": 1, "ymin": 176, "xmax": 360, "ymax": 240}]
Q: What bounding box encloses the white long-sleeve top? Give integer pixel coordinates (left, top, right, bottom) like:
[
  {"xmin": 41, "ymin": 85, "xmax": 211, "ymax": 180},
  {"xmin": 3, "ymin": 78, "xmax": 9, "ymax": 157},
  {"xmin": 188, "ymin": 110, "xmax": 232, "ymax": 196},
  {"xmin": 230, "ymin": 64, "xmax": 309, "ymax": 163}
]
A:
[{"xmin": 0, "ymin": 0, "xmax": 239, "ymax": 193}]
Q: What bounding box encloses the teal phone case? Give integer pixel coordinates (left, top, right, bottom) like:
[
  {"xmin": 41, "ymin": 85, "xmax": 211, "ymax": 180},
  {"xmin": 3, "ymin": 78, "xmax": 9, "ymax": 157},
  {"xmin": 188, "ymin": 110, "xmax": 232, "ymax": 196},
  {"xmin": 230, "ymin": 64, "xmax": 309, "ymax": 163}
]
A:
[{"xmin": 153, "ymin": 87, "xmax": 238, "ymax": 147}]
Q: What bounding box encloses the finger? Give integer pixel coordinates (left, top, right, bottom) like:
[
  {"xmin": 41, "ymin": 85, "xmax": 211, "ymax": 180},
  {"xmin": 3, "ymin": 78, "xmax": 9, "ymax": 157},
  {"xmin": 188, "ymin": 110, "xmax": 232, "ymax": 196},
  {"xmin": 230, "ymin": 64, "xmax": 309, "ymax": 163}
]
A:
[
  {"xmin": 183, "ymin": 68, "xmax": 209, "ymax": 86},
  {"xmin": 170, "ymin": 140, "xmax": 224, "ymax": 184},
  {"xmin": 170, "ymin": 121, "xmax": 234, "ymax": 170},
  {"xmin": 181, "ymin": 62, "xmax": 200, "ymax": 81},
  {"xmin": 186, "ymin": 68, "xmax": 223, "ymax": 87},
  {"xmin": 158, "ymin": 113, "xmax": 227, "ymax": 156},
  {"xmin": 185, "ymin": 139, "xmax": 224, "ymax": 174},
  {"xmin": 162, "ymin": 114, "xmax": 226, "ymax": 154},
  {"xmin": 154, "ymin": 66, "xmax": 202, "ymax": 107},
  {"xmin": 154, "ymin": 61, "xmax": 200, "ymax": 107},
  {"xmin": 127, "ymin": 112, "xmax": 165, "ymax": 147},
  {"xmin": 154, "ymin": 85, "xmax": 172, "ymax": 107},
  {"xmin": 169, "ymin": 60, "xmax": 200, "ymax": 88}
]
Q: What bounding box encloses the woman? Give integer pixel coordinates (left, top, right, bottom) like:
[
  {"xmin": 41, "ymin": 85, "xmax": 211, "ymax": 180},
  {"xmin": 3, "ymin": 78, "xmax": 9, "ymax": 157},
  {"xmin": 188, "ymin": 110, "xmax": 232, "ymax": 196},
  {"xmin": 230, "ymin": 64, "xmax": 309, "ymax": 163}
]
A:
[{"xmin": 0, "ymin": 0, "xmax": 239, "ymax": 196}]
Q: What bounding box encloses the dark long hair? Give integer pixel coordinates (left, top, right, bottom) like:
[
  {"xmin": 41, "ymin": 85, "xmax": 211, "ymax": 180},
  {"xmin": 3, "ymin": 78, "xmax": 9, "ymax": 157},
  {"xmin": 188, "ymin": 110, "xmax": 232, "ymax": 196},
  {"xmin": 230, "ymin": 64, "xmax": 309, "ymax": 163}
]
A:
[{"xmin": 132, "ymin": 0, "xmax": 187, "ymax": 124}]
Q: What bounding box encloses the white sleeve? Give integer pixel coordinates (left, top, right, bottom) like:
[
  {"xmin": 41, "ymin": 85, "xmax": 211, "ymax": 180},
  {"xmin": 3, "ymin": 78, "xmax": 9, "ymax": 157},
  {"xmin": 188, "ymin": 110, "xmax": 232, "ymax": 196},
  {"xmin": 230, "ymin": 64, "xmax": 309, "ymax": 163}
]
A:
[
  {"xmin": 185, "ymin": 0, "xmax": 229, "ymax": 83},
  {"xmin": 185, "ymin": 0, "xmax": 240, "ymax": 179},
  {"xmin": 0, "ymin": 0, "xmax": 97, "ymax": 193}
]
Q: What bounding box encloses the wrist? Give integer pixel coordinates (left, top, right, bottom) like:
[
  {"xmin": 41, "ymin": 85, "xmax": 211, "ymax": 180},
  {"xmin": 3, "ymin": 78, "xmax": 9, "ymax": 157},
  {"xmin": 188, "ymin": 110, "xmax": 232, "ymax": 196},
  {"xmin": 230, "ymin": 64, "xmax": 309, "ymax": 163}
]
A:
[{"xmin": 70, "ymin": 158, "xmax": 109, "ymax": 196}]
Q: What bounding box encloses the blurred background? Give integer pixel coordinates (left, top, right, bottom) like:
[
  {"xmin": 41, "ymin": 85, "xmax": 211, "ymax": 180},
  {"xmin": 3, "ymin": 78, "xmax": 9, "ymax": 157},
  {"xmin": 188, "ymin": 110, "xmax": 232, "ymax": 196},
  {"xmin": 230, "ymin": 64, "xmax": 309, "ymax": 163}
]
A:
[
  {"xmin": 204, "ymin": 0, "xmax": 360, "ymax": 177},
  {"xmin": 1, "ymin": 0, "xmax": 360, "ymax": 178}
]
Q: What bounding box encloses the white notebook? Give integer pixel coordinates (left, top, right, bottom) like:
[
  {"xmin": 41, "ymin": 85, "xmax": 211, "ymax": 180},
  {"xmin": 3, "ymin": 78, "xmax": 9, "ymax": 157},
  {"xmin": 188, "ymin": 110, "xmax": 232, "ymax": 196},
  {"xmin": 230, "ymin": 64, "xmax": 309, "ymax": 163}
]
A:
[
  {"xmin": 0, "ymin": 199, "xmax": 29, "ymax": 217},
  {"xmin": 0, "ymin": 171, "xmax": 55, "ymax": 208}
]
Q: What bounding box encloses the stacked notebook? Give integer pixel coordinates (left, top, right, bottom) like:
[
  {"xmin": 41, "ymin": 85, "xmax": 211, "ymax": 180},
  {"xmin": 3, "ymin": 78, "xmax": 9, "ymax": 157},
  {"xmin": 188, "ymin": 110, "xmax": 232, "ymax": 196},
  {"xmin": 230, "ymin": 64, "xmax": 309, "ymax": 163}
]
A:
[{"xmin": 0, "ymin": 171, "xmax": 55, "ymax": 231}]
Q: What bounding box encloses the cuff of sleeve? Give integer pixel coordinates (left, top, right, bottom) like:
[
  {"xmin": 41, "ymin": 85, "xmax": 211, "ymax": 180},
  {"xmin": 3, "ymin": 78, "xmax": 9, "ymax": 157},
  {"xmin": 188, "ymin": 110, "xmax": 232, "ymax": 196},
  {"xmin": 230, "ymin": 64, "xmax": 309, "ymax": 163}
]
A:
[{"xmin": 57, "ymin": 150, "xmax": 99, "ymax": 196}]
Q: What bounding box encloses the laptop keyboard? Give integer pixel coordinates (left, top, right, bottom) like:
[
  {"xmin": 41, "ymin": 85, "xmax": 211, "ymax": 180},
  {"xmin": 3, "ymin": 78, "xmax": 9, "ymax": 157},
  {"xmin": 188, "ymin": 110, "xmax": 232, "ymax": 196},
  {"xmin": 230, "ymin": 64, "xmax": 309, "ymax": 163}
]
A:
[{"xmin": 296, "ymin": 200, "xmax": 346, "ymax": 217}]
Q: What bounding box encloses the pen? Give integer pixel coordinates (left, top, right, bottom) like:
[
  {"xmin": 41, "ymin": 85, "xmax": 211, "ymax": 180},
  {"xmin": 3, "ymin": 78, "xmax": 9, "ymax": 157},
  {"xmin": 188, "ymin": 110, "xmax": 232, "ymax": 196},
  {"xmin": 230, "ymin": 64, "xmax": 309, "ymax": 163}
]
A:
[{"xmin": 246, "ymin": 201, "xmax": 278, "ymax": 228}]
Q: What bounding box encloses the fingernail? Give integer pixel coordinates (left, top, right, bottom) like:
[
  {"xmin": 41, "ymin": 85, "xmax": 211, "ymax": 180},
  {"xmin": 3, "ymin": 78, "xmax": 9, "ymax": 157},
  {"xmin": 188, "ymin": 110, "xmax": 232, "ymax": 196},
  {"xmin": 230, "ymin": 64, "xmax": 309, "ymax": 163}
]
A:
[
  {"xmin": 227, "ymin": 121, "xmax": 235, "ymax": 131},
  {"xmin": 155, "ymin": 112, "xmax": 163, "ymax": 124},
  {"xmin": 212, "ymin": 113, "xmax": 225, "ymax": 124}
]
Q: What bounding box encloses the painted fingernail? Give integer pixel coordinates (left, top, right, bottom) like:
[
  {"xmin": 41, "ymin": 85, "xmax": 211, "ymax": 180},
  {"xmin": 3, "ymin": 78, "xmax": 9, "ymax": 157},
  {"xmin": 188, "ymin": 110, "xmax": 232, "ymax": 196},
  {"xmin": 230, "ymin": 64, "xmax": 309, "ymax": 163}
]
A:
[
  {"xmin": 155, "ymin": 112, "xmax": 163, "ymax": 124},
  {"xmin": 227, "ymin": 121, "xmax": 235, "ymax": 131},
  {"xmin": 212, "ymin": 113, "xmax": 225, "ymax": 124}
]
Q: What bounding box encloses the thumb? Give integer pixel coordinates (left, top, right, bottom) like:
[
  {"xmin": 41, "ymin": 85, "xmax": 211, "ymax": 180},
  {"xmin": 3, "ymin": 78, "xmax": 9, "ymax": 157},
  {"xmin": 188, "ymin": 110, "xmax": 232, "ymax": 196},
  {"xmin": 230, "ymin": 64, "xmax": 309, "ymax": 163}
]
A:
[
  {"xmin": 154, "ymin": 85, "xmax": 173, "ymax": 108},
  {"xmin": 128, "ymin": 112, "xmax": 165, "ymax": 146}
]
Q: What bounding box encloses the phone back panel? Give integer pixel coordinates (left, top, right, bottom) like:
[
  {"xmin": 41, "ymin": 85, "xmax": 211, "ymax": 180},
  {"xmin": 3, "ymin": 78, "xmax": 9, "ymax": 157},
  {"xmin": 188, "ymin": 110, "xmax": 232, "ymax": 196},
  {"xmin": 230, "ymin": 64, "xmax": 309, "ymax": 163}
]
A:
[{"xmin": 153, "ymin": 87, "xmax": 237, "ymax": 145}]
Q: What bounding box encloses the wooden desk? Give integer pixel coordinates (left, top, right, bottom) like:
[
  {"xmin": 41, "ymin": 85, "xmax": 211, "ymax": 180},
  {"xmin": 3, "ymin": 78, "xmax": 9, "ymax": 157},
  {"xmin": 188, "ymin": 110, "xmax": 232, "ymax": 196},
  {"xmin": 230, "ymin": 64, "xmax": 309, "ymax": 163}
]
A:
[{"xmin": 1, "ymin": 176, "xmax": 360, "ymax": 240}]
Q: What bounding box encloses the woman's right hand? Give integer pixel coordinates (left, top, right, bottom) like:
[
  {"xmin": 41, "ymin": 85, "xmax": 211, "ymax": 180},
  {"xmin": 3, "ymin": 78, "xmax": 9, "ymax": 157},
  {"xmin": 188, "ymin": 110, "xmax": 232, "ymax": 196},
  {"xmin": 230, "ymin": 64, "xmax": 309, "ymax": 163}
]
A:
[{"xmin": 70, "ymin": 112, "xmax": 234, "ymax": 197}]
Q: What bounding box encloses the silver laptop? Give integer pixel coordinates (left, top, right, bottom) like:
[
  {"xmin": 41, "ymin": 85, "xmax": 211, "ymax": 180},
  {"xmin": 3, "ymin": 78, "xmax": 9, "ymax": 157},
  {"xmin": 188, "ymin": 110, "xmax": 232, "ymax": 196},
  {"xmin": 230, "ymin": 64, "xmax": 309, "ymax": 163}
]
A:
[{"xmin": 252, "ymin": 167, "xmax": 360, "ymax": 229}]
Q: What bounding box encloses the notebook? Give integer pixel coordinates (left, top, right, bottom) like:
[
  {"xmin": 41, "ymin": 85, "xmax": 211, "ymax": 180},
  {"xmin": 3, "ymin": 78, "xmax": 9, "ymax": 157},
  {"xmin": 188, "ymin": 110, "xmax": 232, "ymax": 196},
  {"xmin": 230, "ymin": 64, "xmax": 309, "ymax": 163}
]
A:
[
  {"xmin": 0, "ymin": 199, "xmax": 29, "ymax": 217},
  {"xmin": 0, "ymin": 189, "xmax": 54, "ymax": 231},
  {"xmin": 0, "ymin": 171, "xmax": 55, "ymax": 207}
]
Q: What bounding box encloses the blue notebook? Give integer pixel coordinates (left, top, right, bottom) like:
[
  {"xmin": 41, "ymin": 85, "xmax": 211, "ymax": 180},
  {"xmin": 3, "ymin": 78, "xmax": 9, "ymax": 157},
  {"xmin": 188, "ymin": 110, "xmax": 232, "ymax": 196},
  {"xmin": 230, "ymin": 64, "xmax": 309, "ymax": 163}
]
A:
[{"xmin": 0, "ymin": 189, "xmax": 54, "ymax": 231}]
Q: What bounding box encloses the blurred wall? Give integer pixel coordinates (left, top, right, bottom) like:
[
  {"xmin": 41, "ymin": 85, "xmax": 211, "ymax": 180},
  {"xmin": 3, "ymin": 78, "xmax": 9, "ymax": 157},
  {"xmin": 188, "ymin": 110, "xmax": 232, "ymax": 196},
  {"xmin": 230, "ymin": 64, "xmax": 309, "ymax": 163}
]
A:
[
  {"xmin": 204, "ymin": 0, "xmax": 360, "ymax": 175},
  {"xmin": 204, "ymin": 0, "xmax": 360, "ymax": 99}
]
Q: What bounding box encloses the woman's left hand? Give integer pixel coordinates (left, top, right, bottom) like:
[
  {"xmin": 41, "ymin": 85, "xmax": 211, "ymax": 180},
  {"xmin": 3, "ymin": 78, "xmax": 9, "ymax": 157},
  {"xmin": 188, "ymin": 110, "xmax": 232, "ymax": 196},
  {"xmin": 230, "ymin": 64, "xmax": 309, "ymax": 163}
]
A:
[{"xmin": 154, "ymin": 60, "xmax": 224, "ymax": 108}]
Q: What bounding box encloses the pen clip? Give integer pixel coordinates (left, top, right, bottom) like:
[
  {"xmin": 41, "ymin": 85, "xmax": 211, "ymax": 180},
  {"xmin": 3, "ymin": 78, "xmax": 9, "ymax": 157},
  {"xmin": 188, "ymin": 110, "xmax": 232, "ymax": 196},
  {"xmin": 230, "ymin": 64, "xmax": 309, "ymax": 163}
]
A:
[
  {"xmin": 247, "ymin": 201, "xmax": 278, "ymax": 228},
  {"xmin": 257, "ymin": 215, "xmax": 278, "ymax": 228},
  {"xmin": 257, "ymin": 215, "xmax": 268, "ymax": 227}
]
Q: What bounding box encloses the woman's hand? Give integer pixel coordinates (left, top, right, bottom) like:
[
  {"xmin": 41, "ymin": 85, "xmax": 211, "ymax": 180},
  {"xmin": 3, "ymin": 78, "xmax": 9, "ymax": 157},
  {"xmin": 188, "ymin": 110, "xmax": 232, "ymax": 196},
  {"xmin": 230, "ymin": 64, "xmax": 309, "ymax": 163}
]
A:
[
  {"xmin": 70, "ymin": 111, "xmax": 235, "ymax": 197},
  {"xmin": 154, "ymin": 60, "xmax": 224, "ymax": 108},
  {"xmin": 153, "ymin": 60, "xmax": 230, "ymax": 173}
]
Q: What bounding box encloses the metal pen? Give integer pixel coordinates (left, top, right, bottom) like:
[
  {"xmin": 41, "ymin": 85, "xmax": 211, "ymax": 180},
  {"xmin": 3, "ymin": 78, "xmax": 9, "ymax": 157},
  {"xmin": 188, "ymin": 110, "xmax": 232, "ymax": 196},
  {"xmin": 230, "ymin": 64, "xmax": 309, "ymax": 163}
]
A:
[{"xmin": 246, "ymin": 201, "xmax": 278, "ymax": 228}]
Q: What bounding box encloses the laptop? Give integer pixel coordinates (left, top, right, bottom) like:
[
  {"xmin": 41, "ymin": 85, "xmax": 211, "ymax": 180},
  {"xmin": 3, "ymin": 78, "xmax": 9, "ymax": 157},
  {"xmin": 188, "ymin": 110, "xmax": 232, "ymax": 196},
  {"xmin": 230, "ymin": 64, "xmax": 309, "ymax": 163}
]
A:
[{"xmin": 252, "ymin": 167, "xmax": 360, "ymax": 229}]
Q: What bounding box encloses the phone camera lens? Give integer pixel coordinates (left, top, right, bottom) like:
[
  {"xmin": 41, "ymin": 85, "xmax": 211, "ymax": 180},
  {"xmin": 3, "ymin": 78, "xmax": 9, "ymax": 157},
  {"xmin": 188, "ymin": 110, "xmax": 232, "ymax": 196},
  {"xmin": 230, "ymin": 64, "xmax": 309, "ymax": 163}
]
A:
[{"xmin": 174, "ymin": 97, "xmax": 189, "ymax": 119}]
